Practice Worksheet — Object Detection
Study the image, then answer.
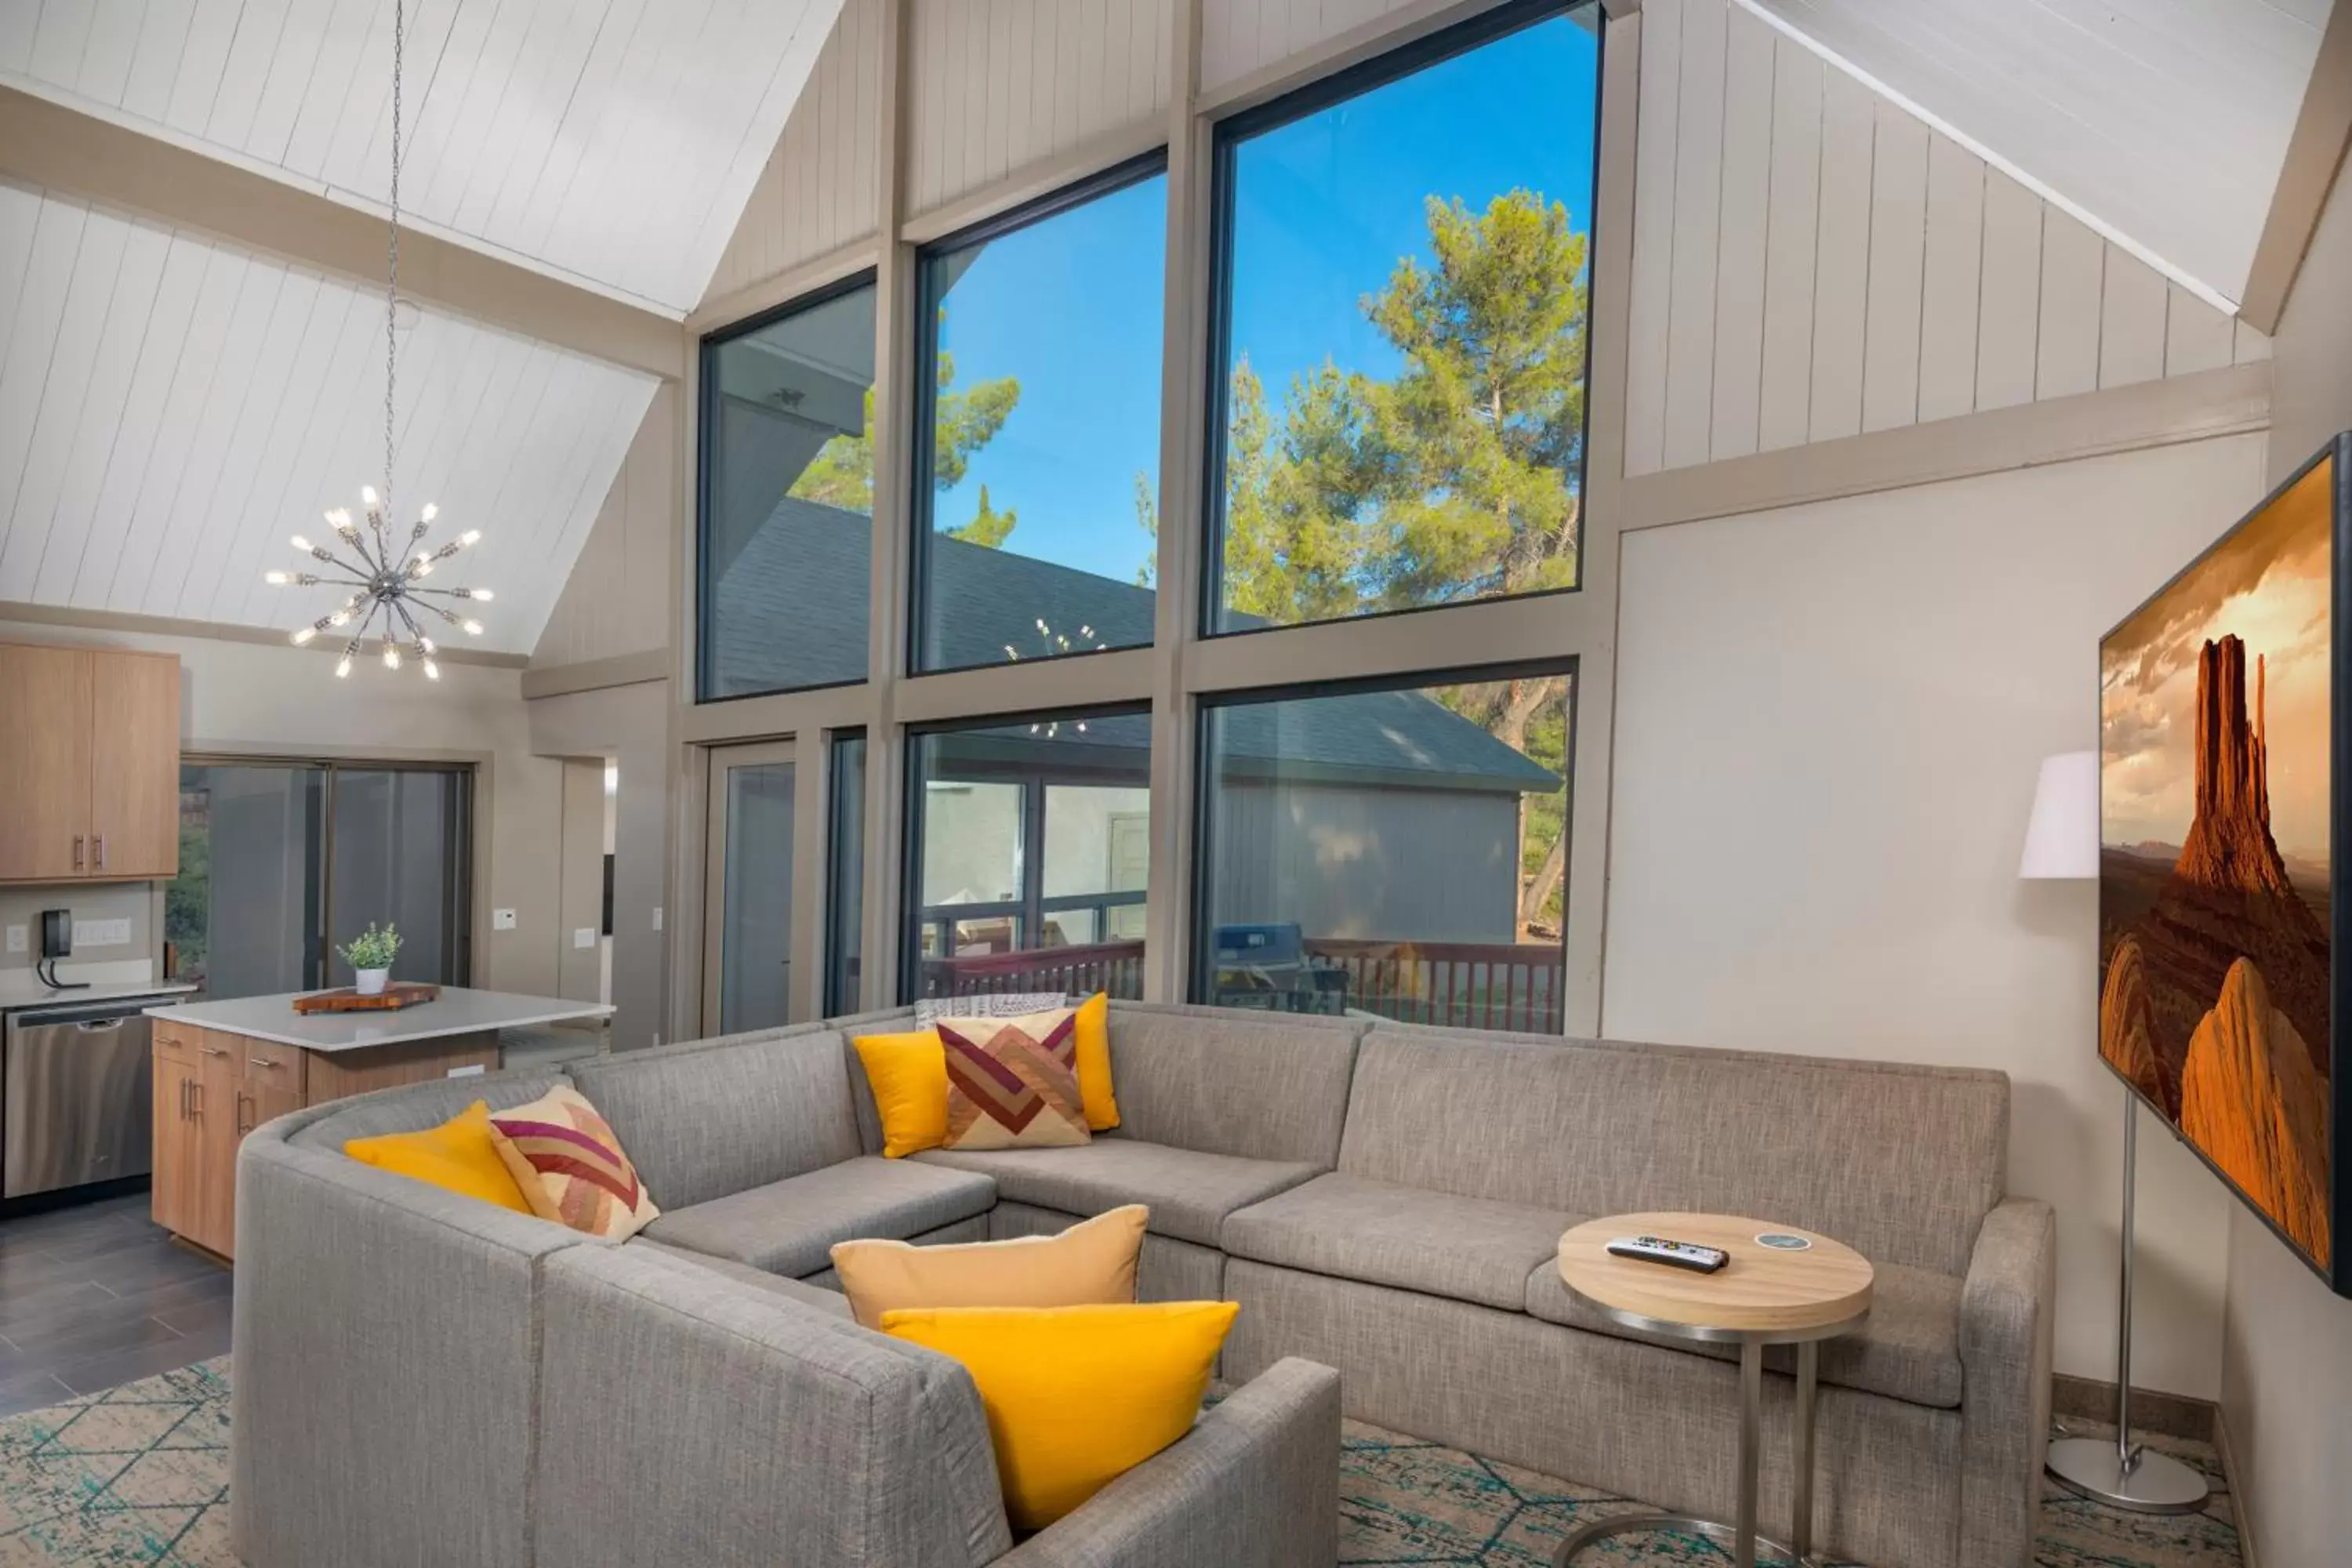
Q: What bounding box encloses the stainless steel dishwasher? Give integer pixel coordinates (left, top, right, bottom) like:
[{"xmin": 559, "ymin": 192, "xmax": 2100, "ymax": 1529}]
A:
[{"xmin": 2, "ymin": 995, "xmax": 177, "ymax": 1200}]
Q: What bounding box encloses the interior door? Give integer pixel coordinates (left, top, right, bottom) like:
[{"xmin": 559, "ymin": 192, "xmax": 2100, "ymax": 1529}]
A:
[{"xmin": 703, "ymin": 742, "xmax": 797, "ymax": 1035}]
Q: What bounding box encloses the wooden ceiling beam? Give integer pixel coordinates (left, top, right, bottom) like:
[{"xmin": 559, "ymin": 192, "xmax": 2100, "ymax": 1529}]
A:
[{"xmin": 0, "ymin": 82, "xmax": 687, "ymax": 383}]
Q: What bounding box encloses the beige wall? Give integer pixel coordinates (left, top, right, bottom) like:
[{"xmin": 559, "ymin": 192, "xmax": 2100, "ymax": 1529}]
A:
[
  {"xmin": 527, "ymin": 680, "xmax": 671, "ymax": 1051},
  {"xmin": 1602, "ymin": 433, "xmax": 2271, "ymax": 1399},
  {"xmin": 533, "ymin": 384, "xmax": 677, "ymax": 669},
  {"xmin": 2221, "ymin": 154, "xmax": 2352, "ymax": 1568},
  {"xmin": 555, "ymin": 759, "xmax": 610, "ymax": 1003},
  {"xmin": 0, "ymin": 619, "xmax": 565, "ymax": 999}
]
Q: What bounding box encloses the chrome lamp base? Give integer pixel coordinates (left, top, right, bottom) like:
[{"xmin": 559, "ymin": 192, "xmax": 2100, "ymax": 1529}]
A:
[
  {"xmin": 1555, "ymin": 1511, "xmax": 1805, "ymax": 1566},
  {"xmin": 2045, "ymin": 1436, "xmax": 2209, "ymax": 1514}
]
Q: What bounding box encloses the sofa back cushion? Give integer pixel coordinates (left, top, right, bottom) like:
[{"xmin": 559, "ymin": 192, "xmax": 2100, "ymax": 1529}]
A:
[
  {"xmin": 289, "ymin": 1070, "xmax": 574, "ymax": 1152},
  {"xmin": 1102, "ymin": 1004, "xmax": 1363, "ymax": 1167},
  {"xmin": 571, "ymin": 1032, "xmax": 862, "ymax": 1212},
  {"xmin": 536, "ymin": 1245, "xmax": 1011, "ymax": 1568},
  {"xmin": 1340, "ymin": 1030, "xmax": 2008, "ymax": 1276}
]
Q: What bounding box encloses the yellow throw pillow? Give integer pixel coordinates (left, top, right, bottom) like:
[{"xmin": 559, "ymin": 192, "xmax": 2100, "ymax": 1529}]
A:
[
  {"xmin": 1073, "ymin": 992, "xmax": 1120, "ymax": 1131},
  {"xmin": 853, "ymin": 1028, "xmax": 951, "ymax": 1159},
  {"xmin": 880, "ymin": 1301, "xmax": 1238, "ymax": 1530},
  {"xmin": 485, "ymin": 1086, "xmax": 659, "ymax": 1241},
  {"xmin": 343, "ymin": 1101, "xmax": 533, "ymax": 1214},
  {"xmin": 830, "ymin": 1206, "xmax": 1146, "ymax": 1328}
]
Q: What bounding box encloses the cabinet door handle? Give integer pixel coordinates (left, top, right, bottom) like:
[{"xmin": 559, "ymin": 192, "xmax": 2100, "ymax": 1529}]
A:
[
  {"xmin": 93, "ymin": 835, "xmax": 105, "ymax": 870},
  {"xmin": 71, "ymin": 836, "xmax": 84, "ymax": 871},
  {"xmin": 198, "ymin": 1045, "xmax": 227, "ymax": 1058},
  {"xmin": 189, "ymin": 1081, "xmax": 201, "ymax": 1117},
  {"xmin": 179, "ymin": 1079, "xmax": 190, "ymax": 1119},
  {"xmin": 250, "ymin": 1057, "xmax": 281, "ymax": 1070}
]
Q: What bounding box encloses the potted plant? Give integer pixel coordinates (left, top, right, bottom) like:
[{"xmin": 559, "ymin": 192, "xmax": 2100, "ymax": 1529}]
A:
[{"xmin": 339, "ymin": 924, "xmax": 401, "ymax": 996}]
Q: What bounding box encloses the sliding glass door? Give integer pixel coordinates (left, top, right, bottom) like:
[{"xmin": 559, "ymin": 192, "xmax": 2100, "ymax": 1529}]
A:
[
  {"xmin": 168, "ymin": 760, "xmax": 474, "ymax": 1000},
  {"xmin": 703, "ymin": 742, "xmax": 797, "ymax": 1033}
]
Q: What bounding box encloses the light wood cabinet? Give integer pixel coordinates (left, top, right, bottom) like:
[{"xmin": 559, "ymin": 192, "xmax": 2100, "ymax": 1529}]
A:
[{"xmin": 0, "ymin": 642, "xmax": 180, "ymax": 883}]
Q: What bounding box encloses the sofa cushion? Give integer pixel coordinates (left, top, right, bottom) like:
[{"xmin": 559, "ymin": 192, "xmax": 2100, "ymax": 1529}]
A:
[
  {"xmin": 1096, "ymin": 1005, "xmax": 1363, "ymax": 1167},
  {"xmin": 913, "ymin": 1140, "xmax": 1321, "ymax": 1247},
  {"xmin": 571, "ymin": 1032, "xmax": 862, "ymax": 1213},
  {"xmin": 642, "ymin": 1156, "xmax": 996, "ymax": 1278},
  {"xmin": 1221, "ymin": 1174, "xmax": 1573, "ymax": 1312},
  {"xmin": 626, "ymin": 1236, "xmax": 855, "ymax": 1320},
  {"xmin": 1341, "ymin": 1029, "xmax": 2008, "ymax": 1277},
  {"xmin": 1524, "ymin": 1254, "xmax": 1965, "ymax": 1409}
]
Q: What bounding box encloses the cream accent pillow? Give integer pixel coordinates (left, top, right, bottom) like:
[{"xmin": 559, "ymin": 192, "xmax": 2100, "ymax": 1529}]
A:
[{"xmin": 829, "ymin": 1206, "xmax": 1147, "ymax": 1328}]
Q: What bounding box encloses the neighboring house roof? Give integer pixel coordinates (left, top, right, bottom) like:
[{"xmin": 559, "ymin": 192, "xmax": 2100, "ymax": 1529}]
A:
[{"xmin": 713, "ymin": 496, "xmax": 1563, "ymax": 795}]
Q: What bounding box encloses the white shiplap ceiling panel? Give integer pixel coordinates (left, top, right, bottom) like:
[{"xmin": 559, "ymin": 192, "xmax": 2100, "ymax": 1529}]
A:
[
  {"xmin": 0, "ymin": 182, "xmax": 658, "ymax": 655},
  {"xmin": 3, "ymin": 0, "xmax": 846, "ymax": 314},
  {"xmin": 1748, "ymin": 0, "xmax": 2336, "ymax": 307}
]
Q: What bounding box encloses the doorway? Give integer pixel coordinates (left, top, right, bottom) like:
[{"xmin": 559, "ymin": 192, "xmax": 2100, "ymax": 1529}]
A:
[{"xmin": 702, "ymin": 742, "xmax": 797, "ymax": 1034}]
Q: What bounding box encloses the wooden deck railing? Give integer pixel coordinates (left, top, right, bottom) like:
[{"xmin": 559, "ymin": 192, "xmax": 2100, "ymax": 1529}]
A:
[{"xmin": 919, "ymin": 935, "xmax": 1564, "ymax": 1033}]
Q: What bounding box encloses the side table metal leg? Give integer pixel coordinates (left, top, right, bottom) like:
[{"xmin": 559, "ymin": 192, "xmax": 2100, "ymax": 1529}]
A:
[
  {"xmin": 1738, "ymin": 1339, "xmax": 1762, "ymax": 1568},
  {"xmin": 1793, "ymin": 1339, "xmax": 1818, "ymax": 1563}
]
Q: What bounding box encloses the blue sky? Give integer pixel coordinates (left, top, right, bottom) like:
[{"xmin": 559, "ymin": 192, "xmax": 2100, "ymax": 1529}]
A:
[{"xmin": 926, "ymin": 8, "xmax": 1599, "ymax": 590}]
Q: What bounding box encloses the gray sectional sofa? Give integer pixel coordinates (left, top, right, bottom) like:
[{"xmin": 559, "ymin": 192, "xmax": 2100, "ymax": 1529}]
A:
[{"xmin": 230, "ymin": 1000, "xmax": 2054, "ymax": 1568}]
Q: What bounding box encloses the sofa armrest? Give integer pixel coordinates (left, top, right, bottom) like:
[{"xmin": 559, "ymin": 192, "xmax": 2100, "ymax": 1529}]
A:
[
  {"xmin": 996, "ymin": 1357, "xmax": 1341, "ymax": 1568},
  {"xmin": 1956, "ymin": 1196, "xmax": 2057, "ymax": 1568}
]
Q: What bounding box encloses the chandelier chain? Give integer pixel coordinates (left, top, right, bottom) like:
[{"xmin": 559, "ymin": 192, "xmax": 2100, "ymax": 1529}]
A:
[{"xmin": 384, "ymin": 0, "xmax": 402, "ymax": 539}]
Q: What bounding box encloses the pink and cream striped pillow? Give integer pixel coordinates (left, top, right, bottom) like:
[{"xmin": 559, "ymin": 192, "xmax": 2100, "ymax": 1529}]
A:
[
  {"xmin": 938, "ymin": 1007, "xmax": 1092, "ymax": 1152},
  {"xmin": 485, "ymin": 1086, "xmax": 660, "ymax": 1240}
]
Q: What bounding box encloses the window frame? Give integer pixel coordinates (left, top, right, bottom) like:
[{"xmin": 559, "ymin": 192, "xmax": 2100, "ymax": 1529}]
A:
[
  {"xmin": 822, "ymin": 728, "xmax": 868, "ymax": 1017},
  {"xmin": 1198, "ymin": 0, "xmax": 1604, "ymax": 643},
  {"xmin": 1186, "ymin": 655, "xmax": 1580, "ymax": 1014},
  {"xmin": 906, "ymin": 150, "xmax": 1173, "ymax": 680},
  {"xmin": 898, "ymin": 699, "xmax": 1156, "ymax": 1005},
  {"xmin": 695, "ymin": 266, "xmax": 884, "ymax": 705}
]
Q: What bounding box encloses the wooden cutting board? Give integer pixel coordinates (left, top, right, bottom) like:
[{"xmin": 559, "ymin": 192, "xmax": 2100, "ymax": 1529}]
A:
[{"xmin": 292, "ymin": 983, "xmax": 441, "ymax": 1014}]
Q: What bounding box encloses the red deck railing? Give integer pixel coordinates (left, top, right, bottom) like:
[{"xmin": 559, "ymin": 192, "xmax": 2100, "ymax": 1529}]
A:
[{"xmin": 919, "ymin": 935, "xmax": 1564, "ymax": 1033}]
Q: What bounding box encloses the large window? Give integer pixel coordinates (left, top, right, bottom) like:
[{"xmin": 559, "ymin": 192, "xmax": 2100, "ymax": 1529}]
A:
[
  {"xmin": 169, "ymin": 760, "xmax": 473, "ymax": 1000},
  {"xmin": 1206, "ymin": 3, "xmax": 1599, "ymax": 634},
  {"xmin": 905, "ymin": 710, "xmax": 1151, "ymax": 1003},
  {"xmin": 910, "ymin": 159, "xmax": 1168, "ymax": 673},
  {"xmin": 699, "ymin": 276, "xmax": 879, "ymax": 700},
  {"xmin": 1192, "ymin": 668, "xmax": 1572, "ymax": 1032}
]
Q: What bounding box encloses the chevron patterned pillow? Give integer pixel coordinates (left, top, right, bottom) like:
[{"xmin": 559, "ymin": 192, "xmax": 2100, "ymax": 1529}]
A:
[
  {"xmin": 938, "ymin": 1007, "xmax": 1092, "ymax": 1152},
  {"xmin": 485, "ymin": 1085, "xmax": 660, "ymax": 1240}
]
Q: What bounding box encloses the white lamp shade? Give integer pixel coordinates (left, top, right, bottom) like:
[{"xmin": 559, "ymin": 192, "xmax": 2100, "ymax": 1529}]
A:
[{"xmin": 2019, "ymin": 750, "xmax": 2099, "ymax": 879}]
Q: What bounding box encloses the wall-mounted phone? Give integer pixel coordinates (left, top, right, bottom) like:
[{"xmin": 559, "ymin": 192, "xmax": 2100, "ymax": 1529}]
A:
[{"xmin": 36, "ymin": 909, "xmax": 86, "ymax": 991}]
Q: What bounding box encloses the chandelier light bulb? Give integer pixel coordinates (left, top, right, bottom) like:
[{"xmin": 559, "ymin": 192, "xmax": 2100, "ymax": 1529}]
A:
[
  {"xmin": 383, "ymin": 643, "xmax": 401, "ymax": 670},
  {"xmin": 421, "ymin": 503, "xmax": 438, "ymax": 522},
  {"xmin": 459, "ymin": 530, "xmax": 481, "ymax": 547},
  {"xmin": 423, "ymin": 658, "xmax": 441, "ymax": 681},
  {"xmin": 419, "ymin": 636, "xmax": 437, "ymax": 655},
  {"xmin": 290, "ymin": 535, "xmax": 311, "ymax": 553},
  {"xmin": 361, "ymin": 485, "xmax": 379, "ymax": 508},
  {"xmin": 461, "ymin": 619, "xmax": 484, "ymax": 637},
  {"xmin": 292, "ymin": 626, "xmax": 318, "ymax": 646},
  {"xmin": 335, "ymin": 656, "xmax": 353, "ymax": 678},
  {"xmin": 264, "ymin": 570, "xmax": 290, "ymax": 586}
]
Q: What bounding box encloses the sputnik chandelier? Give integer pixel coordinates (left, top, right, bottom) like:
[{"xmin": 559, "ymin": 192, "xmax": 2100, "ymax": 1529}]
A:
[{"xmin": 269, "ymin": 0, "xmax": 489, "ymax": 680}]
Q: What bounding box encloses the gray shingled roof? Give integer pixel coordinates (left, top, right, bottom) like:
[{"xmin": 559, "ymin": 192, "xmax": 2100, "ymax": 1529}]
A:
[{"xmin": 711, "ymin": 496, "xmax": 1562, "ymax": 795}]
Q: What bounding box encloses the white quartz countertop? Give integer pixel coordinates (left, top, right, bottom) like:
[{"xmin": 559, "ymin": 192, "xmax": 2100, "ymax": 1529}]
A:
[
  {"xmin": 0, "ymin": 975, "xmax": 199, "ymax": 1012},
  {"xmin": 147, "ymin": 988, "xmax": 613, "ymax": 1052}
]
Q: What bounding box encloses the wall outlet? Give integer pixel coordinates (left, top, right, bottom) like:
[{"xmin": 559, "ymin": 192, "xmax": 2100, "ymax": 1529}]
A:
[
  {"xmin": 71, "ymin": 919, "xmax": 131, "ymax": 948},
  {"xmin": 572, "ymin": 927, "xmax": 597, "ymax": 950},
  {"xmin": 492, "ymin": 908, "xmax": 518, "ymax": 931},
  {"xmin": 4, "ymin": 926, "xmax": 23, "ymax": 954}
]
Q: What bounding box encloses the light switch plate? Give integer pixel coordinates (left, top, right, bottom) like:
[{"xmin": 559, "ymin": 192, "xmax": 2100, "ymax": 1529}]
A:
[
  {"xmin": 492, "ymin": 908, "xmax": 518, "ymax": 931},
  {"xmin": 4, "ymin": 926, "xmax": 23, "ymax": 954},
  {"xmin": 71, "ymin": 919, "xmax": 131, "ymax": 948},
  {"xmin": 651, "ymin": 906, "xmax": 663, "ymax": 932},
  {"xmin": 572, "ymin": 927, "xmax": 597, "ymax": 949}
]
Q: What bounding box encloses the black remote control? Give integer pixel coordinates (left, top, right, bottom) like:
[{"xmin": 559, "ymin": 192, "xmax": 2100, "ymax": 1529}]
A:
[{"xmin": 1606, "ymin": 1235, "xmax": 1730, "ymax": 1272}]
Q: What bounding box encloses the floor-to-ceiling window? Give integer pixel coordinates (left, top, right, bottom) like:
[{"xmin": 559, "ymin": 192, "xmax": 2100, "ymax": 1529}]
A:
[{"xmin": 167, "ymin": 760, "xmax": 474, "ymax": 1000}]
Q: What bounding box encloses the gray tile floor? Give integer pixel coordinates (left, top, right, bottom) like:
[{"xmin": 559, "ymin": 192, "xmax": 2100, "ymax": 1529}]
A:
[{"xmin": 0, "ymin": 1190, "xmax": 230, "ymax": 1414}]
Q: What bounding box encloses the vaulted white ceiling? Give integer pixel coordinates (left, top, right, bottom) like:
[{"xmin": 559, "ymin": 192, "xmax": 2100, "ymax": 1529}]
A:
[
  {"xmin": 0, "ymin": 0, "xmax": 845, "ymax": 316},
  {"xmin": 1746, "ymin": 0, "xmax": 2336, "ymax": 308},
  {"xmin": 0, "ymin": 180, "xmax": 658, "ymax": 656}
]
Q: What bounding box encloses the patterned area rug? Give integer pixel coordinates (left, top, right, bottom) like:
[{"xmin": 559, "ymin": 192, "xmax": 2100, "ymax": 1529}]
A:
[{"xmin": 0, "ymin": 1357, "xmax": 2243, "ymax": 1566}]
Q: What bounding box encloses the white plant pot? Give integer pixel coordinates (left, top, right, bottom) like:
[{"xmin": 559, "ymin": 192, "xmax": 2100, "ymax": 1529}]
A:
[{"xmin": 354, "ymin": 967, "xmax": 391, "ymax": 996}]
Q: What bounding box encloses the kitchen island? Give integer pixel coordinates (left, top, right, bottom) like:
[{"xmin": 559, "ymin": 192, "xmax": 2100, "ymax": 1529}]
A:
[{"xmin": 145, "ymin": 988, "xmax": 612, "ymax": 1260}]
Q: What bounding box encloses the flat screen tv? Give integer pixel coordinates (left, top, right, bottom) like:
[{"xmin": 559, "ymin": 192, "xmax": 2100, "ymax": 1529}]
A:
[{"xmin": 2100, "ymin": 431, "xmax": 2352, "ymax": 1295}]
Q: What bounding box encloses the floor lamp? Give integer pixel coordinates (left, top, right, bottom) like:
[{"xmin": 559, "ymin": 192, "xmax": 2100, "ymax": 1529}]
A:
[{"xmin": 2019, "ymin": 751, "xmax": 2210, "ymax": 1512}]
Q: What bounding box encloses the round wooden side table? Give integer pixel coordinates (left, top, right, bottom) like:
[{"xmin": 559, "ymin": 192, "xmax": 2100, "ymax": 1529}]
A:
[{"xmin": 1552, "ymin": 1213, "xmax": 1874, "ymax": 1568}]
